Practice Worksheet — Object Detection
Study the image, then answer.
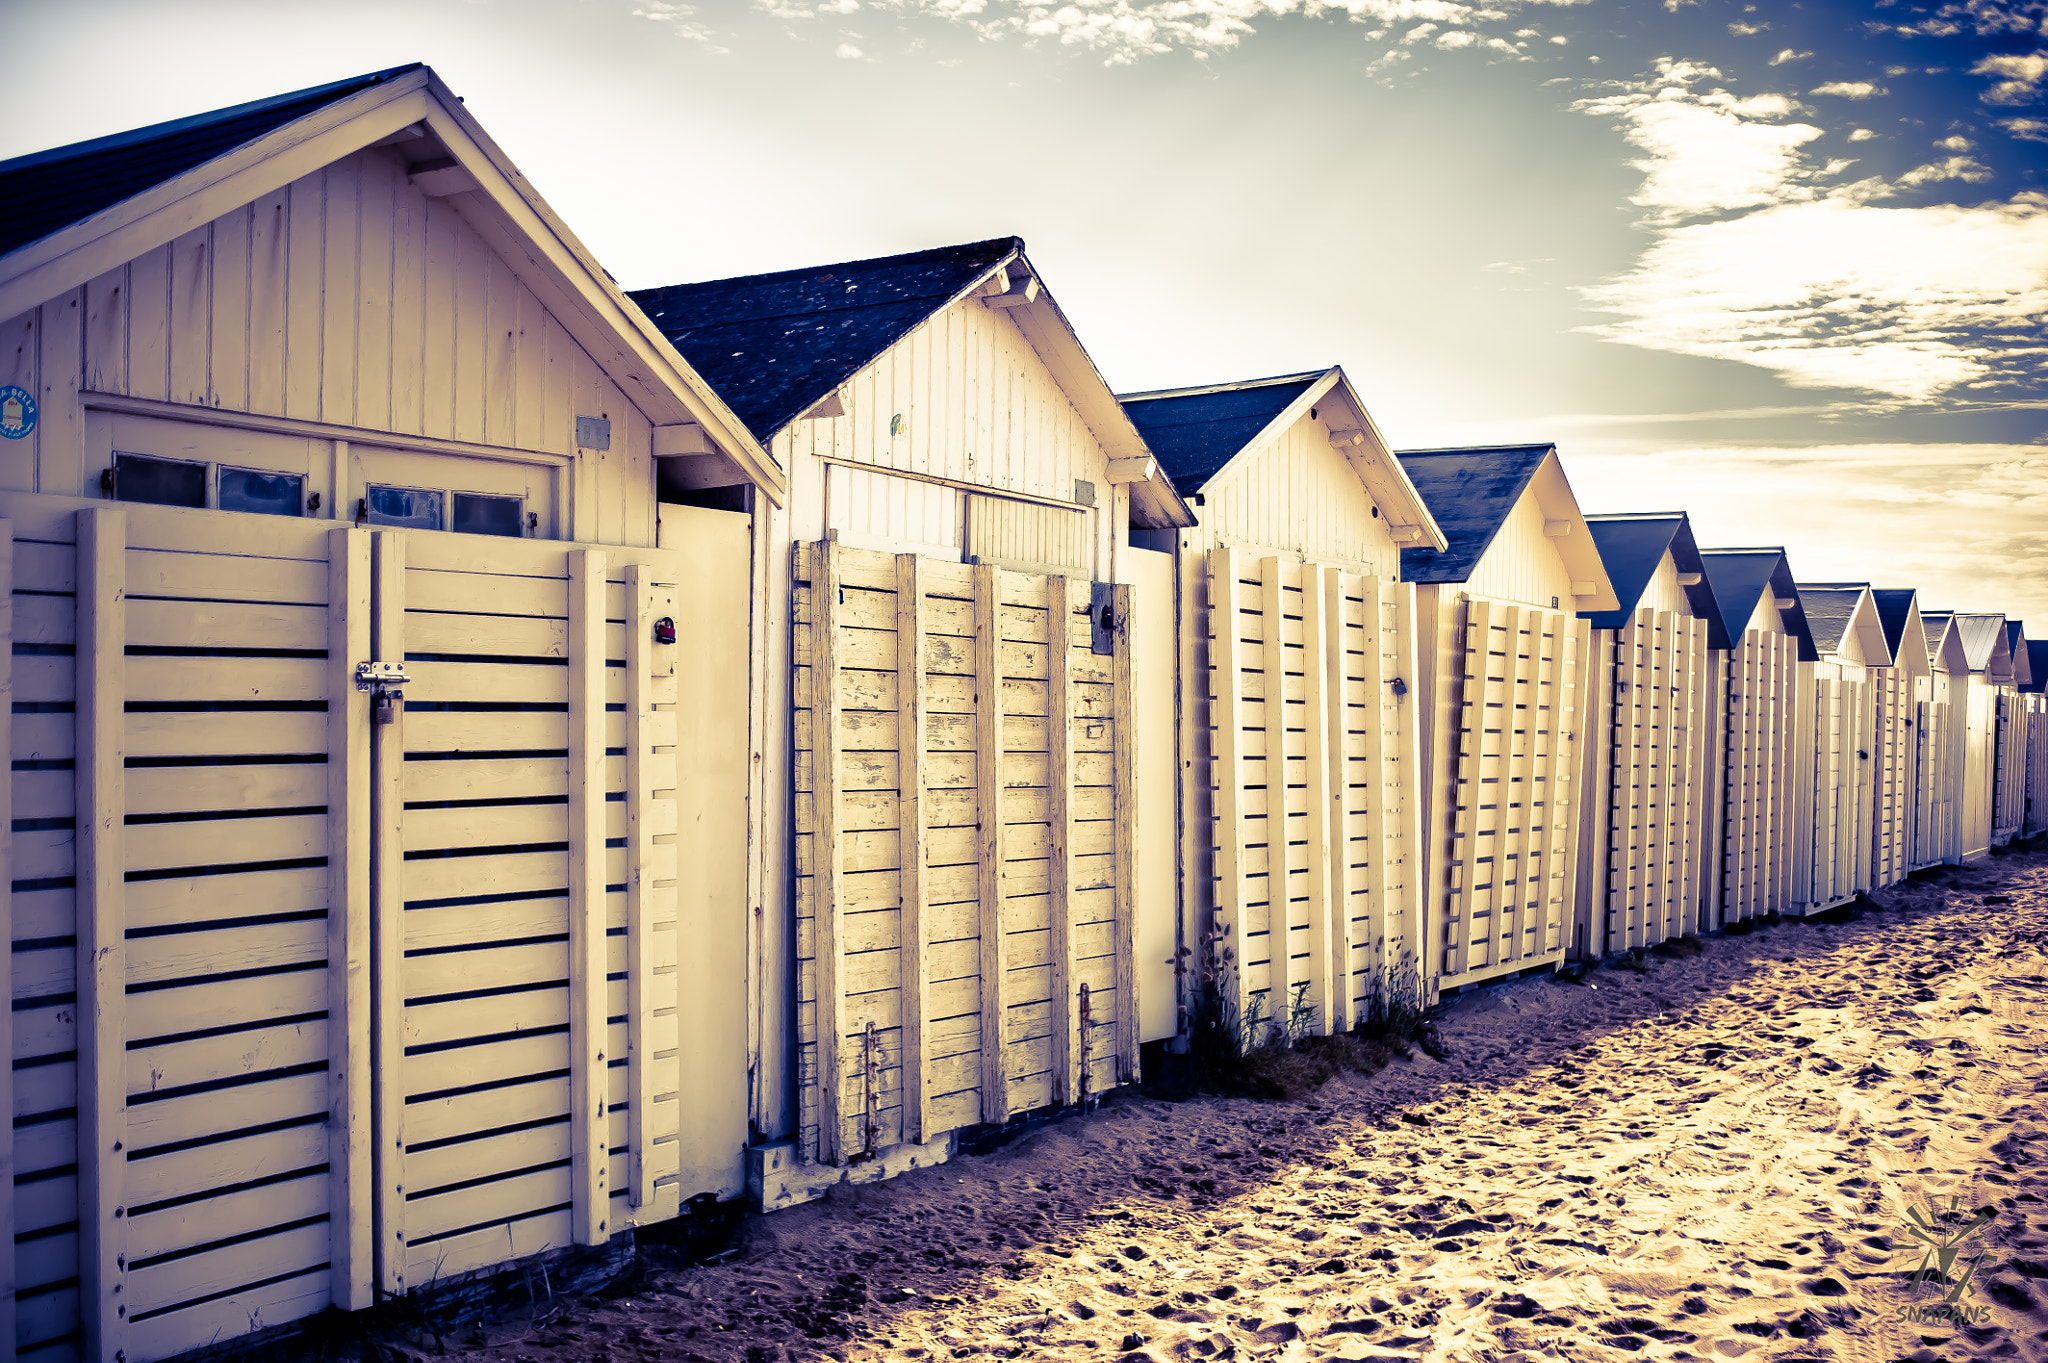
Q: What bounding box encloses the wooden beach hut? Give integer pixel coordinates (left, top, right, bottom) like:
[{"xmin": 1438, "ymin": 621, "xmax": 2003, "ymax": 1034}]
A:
[
  {"xmin": 1950, "ymin": 613, "xmax": 2012, "ymax": 861},
  {"xmin": 1787, "ymin": 586, "xmax": 1893, "ymax": 913},
  {"xmin": 1994, "ymin": 621, "xmax": 2032, "ymax": 845},
  {"xmin": 0, "ymin": 66, "xmax": 785, "ymax": 1360},
  {"xmin": 1867, "ymin": 590, "xmax": 1930, "ymax": 887},
  {"xmin": 1912, "ymin": 611, "xmax": 1972, "ymax": 867},
  {"xmin": 1695, "ymin": 549, "xmax": 1817, "ymax": 925},
  {"xmin": 2024, "ymin": 639, "xmax": 2048, "ymax": 837},
  {"xmin": 1572, "ymin": 514, "xmax": 1719, "ymax": 956},
  {"xmin": 1114, "ymin": 368, "xmax": 1446, "ymax": 1048},
  {"xmin": 632, "ymin": 240, "xmax": 1196, "ymax": 1199},
  {"xmin": 1390, "ymin": 446, "xmax": 1618, "ymax": 996}
]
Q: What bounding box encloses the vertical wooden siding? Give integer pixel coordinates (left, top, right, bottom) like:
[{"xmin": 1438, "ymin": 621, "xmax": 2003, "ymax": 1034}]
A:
[
  {"xmin": 1911, "ymin": 677, "xmax": 1960, "ymax": 869},
  {"xmin": 1799, "ymin": 670, "xmax": 1873, "ymax": 911},
  {"xmin": 1200, "ymin": 416, "xmax": 1402, "ymax": 576},
  {"xmin": 2025, "ymin": 694, "xmax": 2048, "ymax": 837},
  {"xmin": 791, "ymin": 542, "xmax": 1137, "ymax": 1164},
  {"xmin": 1460, "ymin": 496, "xmax": 1577, "ymax": 614},
  {"xmin": 1203, "ymin": 549, "xmax": 1423, "ymax": 1036},
  {"xmin": 1433, "ymin": 595, "xmax": 1588, "ymax": 989},
  {"xmin": 1719, "ymin": 631, "xmax": 1798, "ymax": 924},
  {"xmin": 1870, "ymin": 670, "xmax": 1913, "ymax": 888},
  {"xmin": 1, "ymin": 148, "xmax": 653, "ymax": 545},
  {"xmin": 1993, "ymin": 691, "xmax": 2027, "ymax": 841}
]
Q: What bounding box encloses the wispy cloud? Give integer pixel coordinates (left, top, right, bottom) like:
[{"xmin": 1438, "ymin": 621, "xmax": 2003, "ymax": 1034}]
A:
[
  {"xmin": 1769, "ymin": 48, "xmax": 1811, "ymax": 66},
  {"xmin": 1810, "ymin": 80, "xmax": 1885, "ymax": 99},
  {"xmin": 634, "ymin": 0, "xmax": 726, "ymax": 45},
  {"xmin": 1974, "ymin": 50, "xmax": 2048, "ymax": 105},
  {"xmin": 2007, "ymin": 116, "xmax": 2048, "ymax": 141}
]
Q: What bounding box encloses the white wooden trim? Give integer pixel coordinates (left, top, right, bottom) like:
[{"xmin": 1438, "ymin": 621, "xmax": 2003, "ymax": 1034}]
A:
[
  {"xmin": 326, "ymin": 527, "xmax": 374, "ymax": 1310},
  {"xmin": 1259, "ymin": 557, "xmax": 1289, "ymax": 1031},
  {"xmin": 76, "ymin": 507, "xmax": 128, "ymax": 1363},
  {"xmin": 370, "ymin": 530, "xmax": 408, "ymax": 1295},
  {"xmin": 821, "ymin": 454, "xmax": 1088, "ymax": 516},
  {"xmin": 895, "ymin": 554, "xmax": 930, "ymax": 1141},
  {"xmin": 1209, "ymin": 547, "xmax": 1250, "ymax": 1031},
  {"xmin": 567, "ymin": 550, "xmax": 612, "ymax": 1241},
  {"xmin": 0, "ymin": 519, "xmax": 14, "ymax": 1355},
  {"xmin": 1113, "ymin": 581, "xmax": 1139, "ymax": 1076},
  {"xmin": 625, "ymin": 563, "xmax": 656, "ymax": 1208},
  {"xmin": 1300, "ymin": 565, "xmax": 1336, "ymax": 1036},
  {"xmin": 1393, "ymin": 580, "xmax": 1427, "ymax": 992},
  {"xmin": 1046, "ymin": 575, "xmax": 1075, "ymax": 1102},
  {"xmin": 973, "ymin": 563, "xmax": 1009, "ymax": 1119},
  {"xmin": 814, "ymin": 542, "xmax": 847, "ymax": 1160},
  {"xmin": 84, "ymin": 391, "xmax": 575, "ymax": 468}
]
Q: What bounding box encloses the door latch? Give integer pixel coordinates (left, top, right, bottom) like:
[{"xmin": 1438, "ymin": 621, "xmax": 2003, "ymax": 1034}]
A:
[
  {"xmin": 355, "ymin": 661, "xmax": 411, "ymax": 725},
  {"xmin": 1089, "ymin": 582, "xmax": 1117, "ymax": 656}
]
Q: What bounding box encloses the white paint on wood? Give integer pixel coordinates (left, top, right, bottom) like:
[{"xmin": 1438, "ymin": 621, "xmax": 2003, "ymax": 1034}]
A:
[
  {"xmin": 0, "ymin": 519, "xmax": 13, "ymax": 1357},
  {"xmin": 327, "ymin": 527, "xmax": 374, "ymax": 1310},
  {"xmin": 370, "ymin": 530, "xmax": 408, "ymax": 1296},
  {"xmin": 568, "ymin": 550, "xmax": 612, "ymax": 1241}
]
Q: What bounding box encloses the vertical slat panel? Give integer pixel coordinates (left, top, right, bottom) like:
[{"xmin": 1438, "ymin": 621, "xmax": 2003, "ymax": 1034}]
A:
[
  {"xmin": 1322, "ymin": 569, "xmax": 1353, "ymax": 1030},
  {"xmin": 1355, "ymin": 575, "xmax": 1388, "ymax": 1014},
  {"xmin": 327, "ymin": 526, "xmax": 373, "ymax": 1310},
  {"xmin": 1112, "ymin": 581, "xmax": 1139, "ymax": 1077},
  {"xmin": 77, "ymin": 508, "xmax": 127, "ymax": 1363},
  {"xmin": 973, "ymin": 563, "xmax": 1008, "ymax": 1117},
  {"xmin": 1044, "ymin": 575, "xmax": 1074, "ymax": 1101},
  {"xmin": 370, "ymin": 530, "xmax": 406, "ymax": 1296},
  {"xmin": 0, "ymin": 521, "xmax": 13, "ymax": 1355},
  {"xmin": 567, "ymin": 550, "xmax": 611, "ymax": 1242},
  {"xmin": 1393, "ymin": 580, "xmax": 1425, "ymax": 988},
  {"xmin": 625, "ymin": 564, "xmax": 656, "ymax": 1207},
  {"xmin": 813, "ymin": 544, "xmax": 846, "ymax": 1162},
  {"xmin": 1209, "ymin": 547, "xmax": 1249, "ymax": 1030},
  {"xmin": 1501, "ymin": 605, "xmax": 1535, "ymax": 965},
  {"xmin": 1300, "ymin": 564, "xmax": 1334, "ymax": 1037},
  {"xmin": 1259, "ymin": 557, "xmax": 1288, "ymax": 1025},
  {"xmin": 895, "ymin": 555, "xmax": 929, "ymax": 1141}
]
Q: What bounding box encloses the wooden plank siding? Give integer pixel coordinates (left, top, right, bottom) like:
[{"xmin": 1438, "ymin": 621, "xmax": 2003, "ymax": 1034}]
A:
[
  {"xmin": 1200, "ymin": 548, "xmax": 1424, "ymax": 1037},
  {"xmin": 790, "ymin": 542, "xmax": 1137, "ymax": 1163},
  {"xmin": 1993, "ymin": 690, "xmax": 2028, "ymax": 844},
  {"xmin": 1911, "ymin": 673, "xmax": 1962, "ymax": 869},
  {"xmin": 1197, "ymin": 417, "xmax": 1401, "ymax": 576},
  {"xmin": 1719, "ymin": 631, "xmax": 1799, "ymax": 924},
  {"xmin": 2025, "ymin": 693, "xmax": 2048, "ymax": 837},
  {"xmin": 1433, "ymin": 595, "xmax": 1589, "ymax": 989},
  {"xmin": 1796, "ymin": 666, "xmax": 1873, "ymax": 913},
  {"xmin": 0, "ymin": 145, "xmax": 655, "ymax": 546},
  {"xmin": 1870, "ymin": 668, "xmax": 1913, "ymax": 888}
]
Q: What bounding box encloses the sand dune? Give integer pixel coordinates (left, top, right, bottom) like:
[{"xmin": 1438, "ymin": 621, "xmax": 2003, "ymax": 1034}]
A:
[{"xmin": 391, "ymin": 850, "xmax": 2048, "ymax": 1363}]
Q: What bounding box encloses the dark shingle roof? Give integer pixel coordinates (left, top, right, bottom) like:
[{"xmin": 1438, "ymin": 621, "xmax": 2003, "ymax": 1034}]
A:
[
  {"xmin": 1798, "ymin": 586, "xmax": 1864, "ymax": 657},
  {"xmin": 1579, "ymin": 512, "xmax": 1723, "ymax": 644},
  {"xmin": 1871, "ymin": 589, "xmax": 1917, "ymax": 658},
  {"xmin": 1922, "ymin": 610, "xmax": 1954, "ymax": 665},
  {"xmin": 2006, "ymin": 621, "xmax": 2030, "ymax": 687},
  {"xmin": 1117, "ymin": 372, "xmax": 1323, "ymax": 492},
  {"xmin": 2025, "ymin": 640, "xmax": 2048, "ymax": 694},
  {"xmin": 1697, "ymin": 548, "xmax": 1818, "ymax": 662},
  {"xmin": 628, "ymin": 238, "xmax": 1020, "ymax": 443},
  {"xmin": 0, "ymin": 65, "xmax": 422, "ymax": 260},
  {"xmin": 1393, "ymin": 445, "xmax": 1552, "ymax": 584}
]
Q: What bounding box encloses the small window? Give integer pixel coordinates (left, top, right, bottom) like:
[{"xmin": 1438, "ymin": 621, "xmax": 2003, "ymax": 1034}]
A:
[
  {"xmin": 452, "ymin": 491, "xmax": 524, "ymax": 538},
  {"xmin": 365, "ymin": 484, "xmax": 444, "ymax": 531},
  {"xmin": 219, "ymin": 467, "xmax": 304, "ymax": 517},
  {"xmin": 114, "ymin": 453, "xmax": 206, "ymax": 508}
]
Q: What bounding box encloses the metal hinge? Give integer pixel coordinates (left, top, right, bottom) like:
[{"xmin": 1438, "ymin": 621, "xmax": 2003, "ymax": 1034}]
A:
[{"xmin": 355, "ymin": 661, "xmax": 411, "ymax": 689}]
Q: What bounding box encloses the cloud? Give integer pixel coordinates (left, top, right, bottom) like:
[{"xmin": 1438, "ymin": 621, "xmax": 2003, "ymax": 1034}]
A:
[
  {"xmin": 1581, "ymin": 193, "xmax": 2048, "ymax": 401},
  {"xmin": 1896, "ymin": 155, "xmax": 1995, "ymax": 184},
  {"xmin": 1974, "ymin": 50, "xmax": 2048, "ymax": 105},
  {"xmin": 834, "ymin": 39, "xmax": 865, "ymax": 56},
  {"xmin": 1769, "ymin": 48, "xmax": 1811, "ymax": 65},
  {"xmin": 2007, "ymin": 116, "xmax": 2048, "ymax": 141},
  {"xmin": 1848, "ymin": 127, "xmax": 1876, "ymax": 140},
  {"xmin": 1935, "ymin": 135, "xmax": 1974, "ymax": 151},
  {"xmin": 1811, "ymin": 80, "xmax": 1885, "ymax": 98},
  {"xmin": 1728, "ymin": 21, "xmax": 1765, "ymax": 35},
  {"xmin": 634, "ymin": 0, "xmax": 724, "ymax": 43}
]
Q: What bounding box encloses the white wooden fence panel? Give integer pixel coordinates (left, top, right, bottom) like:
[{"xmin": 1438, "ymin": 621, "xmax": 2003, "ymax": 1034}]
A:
[
  {"xmin": 1994, "ymin": 690, "xmax": 2027, "ymax": 844},
  {"xmin": 2025, "ymin": 694, "xmax": 2048, "ymax": 836},
  {"xmin": 1870, "ymin": 670, "xmax": 1912, "ymax": 888},
  {"xmin": 1720, "ymin": 631, "xmax": 1797, "ymax": 924}
]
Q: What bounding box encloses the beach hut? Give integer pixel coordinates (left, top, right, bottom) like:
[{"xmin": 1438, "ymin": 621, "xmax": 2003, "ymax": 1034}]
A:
[
  {"xmin": 1994, "ymin": 621, "xmax": 2031, "ymax": 845},
  {"xmin": 0, "ymin": 66, "xmax": 785, "ymax": 1360},
  {"xmin": 1696, "ymin": 550, "xmax": 1817, "ymax": 925},
  {"xmin": 631, "ymin": 240, "xmax": 1196, "ymax": 1199},
  {"xmin": 1913, "ymin": 612, "xmax": 1972, "ymax": 867},
  {"xmin": 2024, "ymin": 639, "xmax": 2048, "ymax": 837},
  {"xmin": 1114, "ymin": 368, "xmax": 1446, "ymax": 1047},
  {"xmin": 1950, "ymin": 614, "xmax": 2012, "ymax": 861},
  {"xmin": 1867, "ymin": 590, "xmax": 1931, "ymax": 887},
  {"xmin": 1573, "ymin": 514, "xmax": 1719, "ymax": 956},
  {"xmin": 1787, "ymin": 586, "xmax": 1893, "ymax": 913},
  {"xmin": 1390, "ymin": 446, "xmax": 1618, "ymax": 996}
]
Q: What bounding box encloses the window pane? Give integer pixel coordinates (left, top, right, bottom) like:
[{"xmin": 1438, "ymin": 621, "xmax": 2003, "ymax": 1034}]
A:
[
  {"xmin": 365, "ymin": 484, "xmax": 444, "ymax": 531},
  {"xmin": 219, "ymin": 467, "xmax": 304, "ymax": 517},
  {"xmin": 452, "ymin": 491, "xmax": 523, "ymax": 538},
  {"xmin": 114, "ymin": 453, "xmax": 206, "ymax": 509}
]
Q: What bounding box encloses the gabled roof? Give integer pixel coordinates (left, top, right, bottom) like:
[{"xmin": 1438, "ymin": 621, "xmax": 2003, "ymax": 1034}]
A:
[
  {"xmin": 1868, "ymin": 588, "xmax": 1930, "ymax": 681},
  {"xmin": 1796, "ymin": 584, "xmax": 1893, "ymax": 666},
  {"xmin": 1696, "ymin": 548, "xmax": 1819, "ymax": 662},
  {"xmin": 2024, "ymin": 639, "xmax": 2048, "ymax": 694},
  {"xmin": 631, "ymin": 239, "xmax": 1193, "ymax": 529},
  {"xmin": 0, "ymin": 64, "xmax": 781, "ymax": 501},
  {"xmin": 1580, "ymin": 512, "xmax": 1723, "ymax": 643},
  {"xmin": 2006, "ymin": 621, "xmax": 2031, "ymax": 688},
  {"xmin": 1954, "ymin": 613, "xmax": 2011, "ymax": 678},
  {"xmin": 0, "ymin": 66, "xmax": 423, "ymax": 260},
  {"xmin": 1394, "ymin": 445, "xmax": 1617, "ymax": 608},
  {"xmin": 1116, "ymin": 367, "xmax": 1444, "ymax": 550}
]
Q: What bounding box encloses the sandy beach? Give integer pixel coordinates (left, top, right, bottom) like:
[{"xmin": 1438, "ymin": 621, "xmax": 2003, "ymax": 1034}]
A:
[{"xmin": 390, "ymin": 849, "xmax": 2048, "ymax": 1363}]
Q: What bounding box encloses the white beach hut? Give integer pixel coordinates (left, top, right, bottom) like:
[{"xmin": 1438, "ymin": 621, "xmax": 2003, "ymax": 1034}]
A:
[
  {"xmin": 1912, "ymin": 612, "xmax": 1972, "ymax": 868},
  {"xmin": 1949, "ymin": 613, "xmax": 2012, "ymax": 862},
  {"xmin": 1788, "ymin": 585, "xmax": 1893, "ymax": 913},
  {"xmin": 1994, "ymin": 621, "xmax": 2031, "ymax": 846},
  {"xmin": 1867, "ymin": 590, "xmax": 1931, "ymax": 888},
  {"xmin": 2023, "ymin": 639, "xmax": 2048, "ymax": 838}
]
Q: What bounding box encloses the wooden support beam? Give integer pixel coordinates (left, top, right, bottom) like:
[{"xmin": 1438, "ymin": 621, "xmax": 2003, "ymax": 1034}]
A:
[
  {"xmin": 567, "ymin": 549, "xmax": 611, "ymax": 1241},
  {"xmin": 625, "ymin": 564, "xmax": 656, "ymax": 1207},
  {"xmin": 1112, "ymin": 581, "xmax": 1139, "ymax": 1077},
  {"xmin": 1044, "ymin": 575, "xmax": 1075, "ymax": 1102},
  {"xmin": 895, "ymin": 554, "xmax": 930, "ymax": 1141},
  {"xmin": 1209, "ymin": 547, "xmax": 1250, "ymax": 1034},
  {"xmin": 1393, "ymin": 581, "xmax": 1426, "ymax": 992},
  {"xmin": 76, "ymin": 508, "xmax": 127, "ymax": 1362},
  {"xmin": 1355, "ymin": 573, "xmax": 1390, "ymax": 1022},
  {"xmin": 973, "ymin": 563, "xmax": 1009, "ymax": 1119},
  {"xmin": 1259, "ymin": 557, "xmax": 1288, "ymax": 1036},
  {"xmin": 815, "ymin": 543, "xmax": 848, "ymax": 1161},
  {"xmin": 1300, "ymin": 564, "xmax": 1336, "ymax": 1038},
  {"xmin": 327, "ymin": 527, "xmax": 373, "ymax": 1309},
  {"xmin": 370, "ymin": 530, "xmax": 407, "ymax": 1295}
]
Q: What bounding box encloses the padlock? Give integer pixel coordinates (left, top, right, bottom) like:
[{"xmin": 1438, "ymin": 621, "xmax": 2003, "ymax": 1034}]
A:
[
  {"xmin": 653, "ymin": 617, "xmax": 676, "ymax": 645},
  {"xmin": 376, "ymin": 689, "xmax": 402, "ymax": 725}
]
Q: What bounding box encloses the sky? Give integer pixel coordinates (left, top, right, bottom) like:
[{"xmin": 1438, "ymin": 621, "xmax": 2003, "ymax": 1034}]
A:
[{"xmin": 4, "ymin": 0, "xmax": 2045, "ymax": 625}]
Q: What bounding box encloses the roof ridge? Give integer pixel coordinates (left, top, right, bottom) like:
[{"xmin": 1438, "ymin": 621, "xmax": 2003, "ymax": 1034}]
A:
[
  {"xmin": 1117, "ymin": 369, "xmax": 1332, "ymax": 403},
  {"xmin": 635, "ymin": 236, "xmax": 1021, "ymax": 296}
]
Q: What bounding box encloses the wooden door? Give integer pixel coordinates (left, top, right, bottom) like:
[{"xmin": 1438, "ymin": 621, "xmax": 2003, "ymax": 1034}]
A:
[
  {"xmin": 1204, "ymin": 549, "xmax": 1424, "ymax": 1043},
  {"xmin": 1434, "ymin": 595, "xmax": 1589, "ymax": 990},
  {"xmin": 792, "ymin": 541, "xmax": 1139, "ymax": 1166},
  {"xmin": 1721, "ymin": 631, "xmax": 1797, "ymax": 923},
  {"xmin": 1597, "ymin": 608, "xmax": 1708, "ymax": 953}
]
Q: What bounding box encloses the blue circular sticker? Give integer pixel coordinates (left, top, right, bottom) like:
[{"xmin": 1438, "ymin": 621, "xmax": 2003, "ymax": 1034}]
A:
[{"xmin": 0, "ymin": 385, "xmax": 35, "ymax": 440}]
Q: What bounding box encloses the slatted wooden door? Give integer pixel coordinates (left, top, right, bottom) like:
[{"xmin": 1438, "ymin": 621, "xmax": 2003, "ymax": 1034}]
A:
[
  {"xmin": 1205, "ymin": 549, "xmax": 1424, "ymax": 1044},
  {"xmin": 371, "ymin": 531, "xmax": 687, "ymax": 1295},
  {"xmin": 1994, "ymin": 691, "xmax": 2026, "ymax": 841},
  {"xmin": 1870, "ymin": 671, "xmax": 1911, "ymax": 887},
  {"xmin": 1913, "ymin": 691, "xmax": 1958, "ymax": 868},
  {"xmin": 1803, "ymin": 674, "xmax": 1870, "ymax": 910},
  {"xmin": 2026, "ymin": 694, "xmax": 2048, "ymax": 836},
  {"xmin": 1720, "ymin": 631, "xmax": 1797, "ymax": 923},
  {"xmin": 793, "ymin": 542, "xmax": 1138, "ymax": 1166},
  {"xmin": 1596, "ymin": 608, "xmax": 1709, "ymax": 952},
  {"xmin": 1435, "ymin": 595, "xmax": 1588, "ymax": 990}
]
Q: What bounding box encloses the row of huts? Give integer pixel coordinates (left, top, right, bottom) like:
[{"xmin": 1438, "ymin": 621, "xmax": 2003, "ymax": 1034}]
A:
[{"xmin": 2, "ymin": 64, "xmax": 2044, "ymax": 1363}]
